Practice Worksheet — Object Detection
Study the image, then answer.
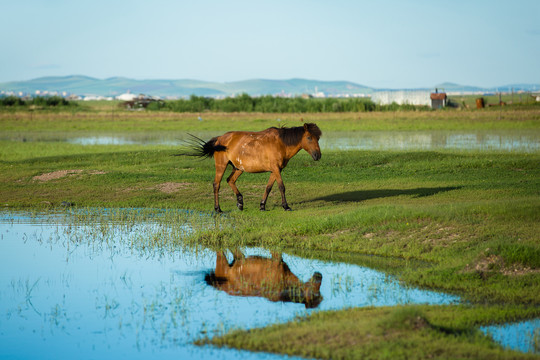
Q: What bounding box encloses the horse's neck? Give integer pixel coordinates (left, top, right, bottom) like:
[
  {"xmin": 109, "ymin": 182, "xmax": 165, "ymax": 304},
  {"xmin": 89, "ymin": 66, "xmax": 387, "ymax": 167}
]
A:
[{"xmin": 284, "ymin": 143, "xmax": 302, "ymax": 160}]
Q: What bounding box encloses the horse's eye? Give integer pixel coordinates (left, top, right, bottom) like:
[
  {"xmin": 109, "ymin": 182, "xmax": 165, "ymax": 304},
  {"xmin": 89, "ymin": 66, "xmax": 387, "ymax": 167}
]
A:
[{"xmin": 307, "ymin": 136, "xmax": 312, "ymax": 141}]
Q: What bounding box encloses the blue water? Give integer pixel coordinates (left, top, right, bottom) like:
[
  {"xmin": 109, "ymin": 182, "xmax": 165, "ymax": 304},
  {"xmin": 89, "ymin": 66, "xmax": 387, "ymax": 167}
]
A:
[
  {"xmin": 38, "ymin": 130, "xmax": 540, "ymax": 152},
  {"xmin": 0, "ymin": 213, "xmax": 536, "ymax": 359},
  {"xmin": 482, "ymin": 319, "xmax": 540, "ymax": 355},
  {"xmin": 3, "ymin": 128, "xmax": 539, "ymax": 152}
]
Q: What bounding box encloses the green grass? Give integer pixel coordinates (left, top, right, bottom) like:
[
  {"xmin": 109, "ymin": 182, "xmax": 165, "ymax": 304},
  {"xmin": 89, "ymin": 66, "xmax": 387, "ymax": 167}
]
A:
[
  {"xmin": 1, "ymin": 106, "xmax": 539, "ymax": 359},
  {"xmin": 199, "ymin": 305, "xmax": 540, "ymax": 360},
  {"xmin": 1, "ymin": 104, "xmax": 539, "ymax": 135},
  {"xmin": 2, "ymin": 143, "xmax": 538, "ymax": 304},
  {"xmin": 449, "ymin": 93, "xmax": 540, "ymax": 108}
]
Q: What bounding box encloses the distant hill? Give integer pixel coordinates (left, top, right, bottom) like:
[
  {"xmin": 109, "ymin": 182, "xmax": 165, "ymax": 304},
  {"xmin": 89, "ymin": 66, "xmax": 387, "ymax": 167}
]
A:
[
  {"xmin": 433, "ymin": 82, "xmax": 539, "ymax": 93},
  {"xmin": 0, "ymin": 75, "xmax": 538, "ymax": 98},
  {"xmin": 0, "ymin": 76, "xmax": 373, "ymax": 98}
]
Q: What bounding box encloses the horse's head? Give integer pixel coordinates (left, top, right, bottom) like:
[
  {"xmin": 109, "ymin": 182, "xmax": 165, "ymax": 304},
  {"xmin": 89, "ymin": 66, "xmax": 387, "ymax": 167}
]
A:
[
  {"xmin": 301, "ymin": 123, "xmax": 322, "ymax": 161},
  {"xmin": 302, "ymin": 271, "xmax": 323, "ymax": 308},
  {"xmin": 279, "ymin": 271, "xmax": 323, "ymax": 308}
]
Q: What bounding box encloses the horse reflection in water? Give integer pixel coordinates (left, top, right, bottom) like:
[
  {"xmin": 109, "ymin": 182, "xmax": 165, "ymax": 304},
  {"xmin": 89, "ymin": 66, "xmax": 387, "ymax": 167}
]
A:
[{"xmin": 205, "ymin": 250, "xmax": 323, "ymax": 308}]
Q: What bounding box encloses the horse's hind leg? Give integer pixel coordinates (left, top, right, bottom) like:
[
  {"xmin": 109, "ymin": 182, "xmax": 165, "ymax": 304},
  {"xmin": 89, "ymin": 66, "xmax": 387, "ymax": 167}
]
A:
[
  {"xmin": 227, "ymin": 168, "xmax": 244, "ymax": 210},
  {"xmin": 213, "ymin": 155, "xmax": 228, "ymax": 213}
]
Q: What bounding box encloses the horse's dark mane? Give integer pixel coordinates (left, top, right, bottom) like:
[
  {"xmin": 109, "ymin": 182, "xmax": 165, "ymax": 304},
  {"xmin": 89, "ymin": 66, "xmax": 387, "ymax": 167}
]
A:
[{"xmin": 272, "ymin": 123, "xmax": 322, "ymax": 146}]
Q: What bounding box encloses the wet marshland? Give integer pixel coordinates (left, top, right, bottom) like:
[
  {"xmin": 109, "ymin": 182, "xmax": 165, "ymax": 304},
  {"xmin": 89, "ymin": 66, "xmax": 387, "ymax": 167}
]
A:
[{"xmin": 1, "ymin": 211, "xmax": 538, "ymax": 359}]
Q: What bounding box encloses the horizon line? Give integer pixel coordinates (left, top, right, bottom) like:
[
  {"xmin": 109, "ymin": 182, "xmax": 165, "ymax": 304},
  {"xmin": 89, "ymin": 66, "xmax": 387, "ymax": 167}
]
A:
[{"xmin": 1, "ymin": 74, "xmax": 538, "ymax": 93}]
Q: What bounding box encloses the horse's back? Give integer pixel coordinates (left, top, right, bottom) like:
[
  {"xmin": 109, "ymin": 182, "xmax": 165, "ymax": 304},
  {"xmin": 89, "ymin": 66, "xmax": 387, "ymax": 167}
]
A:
[
  {"xmin": 216, "ymin": 128, "xmax": 279, "ymax": 147},
  {"xmin": 222, "ymin": 256, "xmax": 299, "ymax": 295},
  {"xmin": 216, "ymin": 128, "xmax": 284, "ymax": 172}
]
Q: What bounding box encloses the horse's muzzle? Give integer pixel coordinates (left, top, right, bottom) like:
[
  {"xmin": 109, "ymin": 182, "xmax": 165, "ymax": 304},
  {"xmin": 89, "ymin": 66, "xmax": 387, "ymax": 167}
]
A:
[{"xmin": 311, "ymin": 151, "xmax": 321, "ymax": 161}]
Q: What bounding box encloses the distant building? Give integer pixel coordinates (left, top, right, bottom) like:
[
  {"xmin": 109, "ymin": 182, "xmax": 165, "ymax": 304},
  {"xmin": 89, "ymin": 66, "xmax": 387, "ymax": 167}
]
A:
[
  {"xmin": 83, "ymin": 95, "xmax": 113, "ymax": 101},
  {"xmin": 372, "ymin": 89, "xmax": 448, "ymax": 108},
  {"xmin": 430, "ymin": 89, "xmax": 447, "ymax": 109},
  {"xmin": 66, "ymin": 94, "xmax": 81, "ymax": 101},
  {"xmin": 120, "ymin": 94, "xmax": 160, "ymax": 109},
  {"xmin": 371, "ymin": 90, "xmax": 431, "ymax": 106},
  {"xmin": 116, "ymin": 93, "xmax": 137, "ymax": 101},
  {"xmin": 312, "ymin": 87, "xmax": 326, "ymax": 98}
]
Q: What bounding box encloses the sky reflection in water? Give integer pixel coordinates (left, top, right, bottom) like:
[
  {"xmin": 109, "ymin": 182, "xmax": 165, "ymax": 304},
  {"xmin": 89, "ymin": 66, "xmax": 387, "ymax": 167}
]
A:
[
  {"xmin": 56, "ymin": 130, "xmax": 540, "ymax": 152},
  {"xmin": 0, "ymin": 214, "xmax": 536, "ymax": 359}
]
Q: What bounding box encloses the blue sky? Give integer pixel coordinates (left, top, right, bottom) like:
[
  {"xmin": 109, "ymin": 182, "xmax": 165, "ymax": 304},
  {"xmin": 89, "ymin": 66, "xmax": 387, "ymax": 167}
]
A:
[{"xmin": 1, "ymin": 0, "xmax": 539, "ymax": 88}]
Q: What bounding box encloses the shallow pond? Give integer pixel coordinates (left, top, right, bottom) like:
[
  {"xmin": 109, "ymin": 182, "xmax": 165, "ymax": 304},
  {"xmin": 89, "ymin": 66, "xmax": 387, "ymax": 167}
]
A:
[
  {"xmin": 4, "ymin": 129, "xmax": 540, "ymax": 152},
  {"xmin": 320, "ymin": 130, "xmax": 540, "ymax": 152},
  {"xmin": 482, "ymin": 319, "xmax": 540, "ymax": 354},
  {"xmin": 0, "ymin": 213, "xmax": 537, "ymax": 359},
  {"xmin": 68, "ymin": 130, "xmax": 540, "ymax": 152}
]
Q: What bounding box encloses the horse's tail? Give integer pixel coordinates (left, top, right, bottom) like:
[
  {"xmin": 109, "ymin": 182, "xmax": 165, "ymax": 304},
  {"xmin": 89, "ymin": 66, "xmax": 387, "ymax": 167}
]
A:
[{"xmin": 176, "ymin": 134, "xmax": 227, "ymax": 158}]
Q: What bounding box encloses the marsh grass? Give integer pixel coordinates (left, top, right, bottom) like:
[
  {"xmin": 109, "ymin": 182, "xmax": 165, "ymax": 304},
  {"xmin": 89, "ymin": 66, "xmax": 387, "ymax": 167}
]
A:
[
  {"xmin": 46, "ymin": 207, "xmax": 232, "ymax": 256},
  {"xmin": 1, "ymin": 107, "xmax": 539, "ymax": 358},
  {"xmin": 1, "ymin": 142, "xmax": 539, "ymax": 304}
]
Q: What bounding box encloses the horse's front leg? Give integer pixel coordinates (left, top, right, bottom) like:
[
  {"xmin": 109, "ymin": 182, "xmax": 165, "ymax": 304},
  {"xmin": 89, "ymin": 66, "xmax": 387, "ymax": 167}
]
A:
[
  {"xmin": 262, "ymin": 170, "xmax": 291, "ymax": 211},
  {"xmin": 274, "ymin": 171, "xmax": 292, "ymax": 211},
  {"xmin": 215, "ymin": 251, "xmax": 230, "ymax": 277},
  {"xmin": 260, "ymin": 173, "xmax": 276, "ymax": 211}
]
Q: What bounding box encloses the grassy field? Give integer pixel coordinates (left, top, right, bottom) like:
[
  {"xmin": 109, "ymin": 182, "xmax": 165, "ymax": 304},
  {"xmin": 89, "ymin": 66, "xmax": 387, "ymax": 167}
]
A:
[
  {"xmin": 1, "ymin": 104, "xmax": 539, "ymax": 358},
  {"xmin": 448, "ymin": 93, "xmax": 539, "ymax": 108},
  {"xmin": 1, "ymin": 100, "xmax": 539, "ymax": 135}
]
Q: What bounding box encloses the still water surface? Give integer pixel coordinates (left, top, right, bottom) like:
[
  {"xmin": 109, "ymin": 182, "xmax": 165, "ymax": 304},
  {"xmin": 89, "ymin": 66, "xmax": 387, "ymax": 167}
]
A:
[
  {"xmin": 0, "ymin": 213, "xmax": 457, "ymax": 359},
  {"xmin": 66, "ymin": 130, "xmax": 539, "ymax": 152},
  {"xmin": 5, "ymin": 130, "xmax": 539, "ymax": 152},
  {"xmin": 0, "ymin": 213, "xmax": 537, "ymax": 359}
]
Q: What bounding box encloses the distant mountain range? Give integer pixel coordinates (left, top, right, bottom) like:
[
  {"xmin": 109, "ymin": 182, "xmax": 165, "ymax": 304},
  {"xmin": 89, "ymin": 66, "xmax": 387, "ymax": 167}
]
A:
[{"xmin": 0, "ymin": 75, "xmax": 538, "ymax": 98}]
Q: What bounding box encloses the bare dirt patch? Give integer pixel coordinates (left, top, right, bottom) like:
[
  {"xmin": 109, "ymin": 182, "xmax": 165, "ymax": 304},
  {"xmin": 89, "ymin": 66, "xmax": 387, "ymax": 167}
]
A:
[
  {"xmin": 151, "ymin": 182, "xmax": 191, "ymax": 194},
  {"xmin": 419, "ymin": 225, "xmax": 463, "ymax": 248},
  {"xmin": 32, "ymin": 170, "xmax": 83, "ymax": 182},
  {"xmin": 32, "ymin": 169, "xmax": 107, "ymax": 182},
  {"xmin": 464, "ymin": 253, "xmax": 540, "ymax": 277}
]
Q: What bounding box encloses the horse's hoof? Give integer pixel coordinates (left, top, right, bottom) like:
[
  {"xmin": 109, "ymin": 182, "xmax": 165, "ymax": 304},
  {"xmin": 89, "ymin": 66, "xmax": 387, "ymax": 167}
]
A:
[
  {"xmin": 215, "ymin": 207, "xmax": 223, "ymax": 214},
  {"xmin": 283, "ymin": 206, "xmax": 292, "ymax": 211},
  {"xmin": 237, "ymin": 204, "xmax": 244, "ymax": 211}
]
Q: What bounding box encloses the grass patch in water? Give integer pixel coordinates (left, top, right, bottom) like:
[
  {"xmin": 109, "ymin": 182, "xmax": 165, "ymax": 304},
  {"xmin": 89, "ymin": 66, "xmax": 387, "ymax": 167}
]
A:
[{"xmin": 199, "ymin": 304, "xmax": 540, "ymax": 360}]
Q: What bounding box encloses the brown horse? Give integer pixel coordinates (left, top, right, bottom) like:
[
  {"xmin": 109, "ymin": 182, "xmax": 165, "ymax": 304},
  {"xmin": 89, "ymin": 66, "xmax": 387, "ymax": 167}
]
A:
[
  {"xmin": 185, "ymin": 123, "xmax": 322, "ymax": 212},
  {"xmin": 205, "ymin": 250, "xmax": 323, "ymax": 308}
]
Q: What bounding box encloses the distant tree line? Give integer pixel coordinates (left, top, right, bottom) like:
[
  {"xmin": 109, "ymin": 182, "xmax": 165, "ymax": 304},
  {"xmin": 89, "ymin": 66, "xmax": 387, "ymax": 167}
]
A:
[
  {"xmin": 147, "ymin": 94, "xmax": 431, "ymax": 113},
  {"xmin": 0, "ymin": 96, "xmax": 76, "ymax": 108}
]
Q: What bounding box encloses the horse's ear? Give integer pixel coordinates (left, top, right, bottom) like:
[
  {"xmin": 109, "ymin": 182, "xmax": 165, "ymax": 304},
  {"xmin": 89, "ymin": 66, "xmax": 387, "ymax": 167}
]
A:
[{"xmin": 303, "ymin": 123, "xmax": 308, "ymax": 131}]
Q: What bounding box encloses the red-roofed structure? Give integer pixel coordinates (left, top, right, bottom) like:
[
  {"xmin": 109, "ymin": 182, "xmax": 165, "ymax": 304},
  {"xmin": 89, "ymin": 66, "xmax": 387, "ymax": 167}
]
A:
[{"xmin": 430, "ymin": 89, "xmax": 447, "ymax": 109}]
